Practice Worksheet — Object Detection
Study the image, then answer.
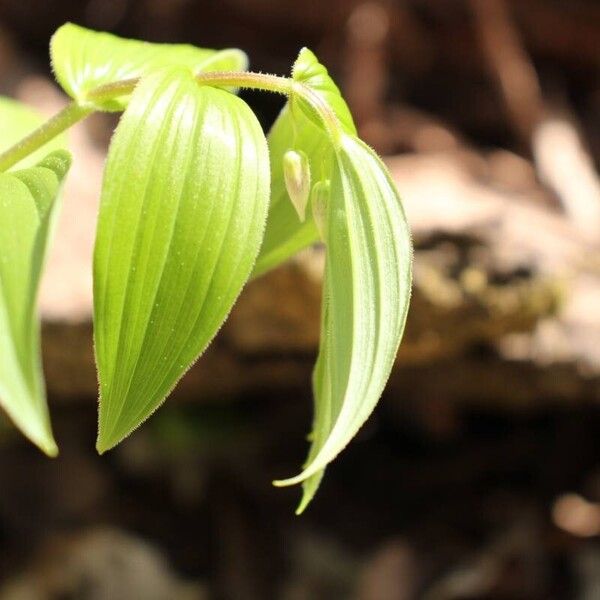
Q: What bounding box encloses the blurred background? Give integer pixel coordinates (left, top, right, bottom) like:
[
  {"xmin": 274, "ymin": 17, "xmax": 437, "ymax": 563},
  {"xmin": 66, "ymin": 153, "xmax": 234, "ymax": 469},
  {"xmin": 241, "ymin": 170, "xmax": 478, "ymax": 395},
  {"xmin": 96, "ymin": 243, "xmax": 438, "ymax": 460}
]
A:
[{"xmin": 1, "ymin": 0, "xmax": 600, "ymax": 598}]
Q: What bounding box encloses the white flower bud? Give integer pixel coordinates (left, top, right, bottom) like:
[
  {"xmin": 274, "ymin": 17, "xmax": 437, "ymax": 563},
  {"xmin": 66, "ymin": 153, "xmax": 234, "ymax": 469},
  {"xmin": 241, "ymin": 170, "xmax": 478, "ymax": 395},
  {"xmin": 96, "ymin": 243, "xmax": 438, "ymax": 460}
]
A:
[{"xmin": 283, "ymin": 149, "xmax": 311, "ymax": 221}]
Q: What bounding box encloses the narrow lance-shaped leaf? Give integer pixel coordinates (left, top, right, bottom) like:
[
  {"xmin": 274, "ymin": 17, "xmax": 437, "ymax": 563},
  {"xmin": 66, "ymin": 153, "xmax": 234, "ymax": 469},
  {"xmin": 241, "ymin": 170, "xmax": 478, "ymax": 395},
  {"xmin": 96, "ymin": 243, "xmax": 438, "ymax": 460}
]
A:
[
  {"xmin": 274, "ymin": 135, "xmax": 413, "ymax": 512},
  {"xmin": 253, "ymin": 48, "xmax": 355, "ymax": 277},
  {"xmin": 0, "ymin": 150, "xmax": 72, "ymax": 455},
  {"xmin": 51, "ymin": 23, "xmax": 248, "ymax": 111},
  {"xmin": 94, "ymin": 67, "xmax": 270, "ymax": 452}
]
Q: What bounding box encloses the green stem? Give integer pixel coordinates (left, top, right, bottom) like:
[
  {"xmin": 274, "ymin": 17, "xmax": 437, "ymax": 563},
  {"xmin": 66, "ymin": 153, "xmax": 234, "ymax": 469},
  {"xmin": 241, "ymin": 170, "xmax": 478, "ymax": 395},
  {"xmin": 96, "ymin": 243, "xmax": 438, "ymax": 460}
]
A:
[
  {"xmin": 89, "ymin": 71, "xmax": 342, "ymax": 142},
  {"xmin": 0, "ymin": 102, "xmax": 92, "ymax": 172},
  {"xmin": 201, "ymin": 71, "xmax": 294, "ymax": 95},
  {"xmin": 85, "ymin": 78, "xmax": 138, "ymax": 104},
  {"xmin": 0, "ymin": 70, "xmax": 342, "ymax": 172}
]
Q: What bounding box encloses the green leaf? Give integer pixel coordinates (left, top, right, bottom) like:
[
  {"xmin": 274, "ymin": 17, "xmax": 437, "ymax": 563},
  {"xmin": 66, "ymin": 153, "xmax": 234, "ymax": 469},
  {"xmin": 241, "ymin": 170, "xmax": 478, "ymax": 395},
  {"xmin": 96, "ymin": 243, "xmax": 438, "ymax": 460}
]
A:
[
  {"xmin": 283, "ymin": 149, "xmax": 311, "ymax": 221},
  {"xmin": 0, "ymin": 150, "xmax": 72, "ymax": 455},
  {"xmin": 0, "ymin": 96, "xmax": 66, "ymax": 168},
  {"xmin": 274, "ymin": 135, "xmax": 413, "ymax": 513},
  {"xmin": 253, "ymin": 48, "xmax": 355, "ymax": 277},
  {"xmin": 292, "ymin": 47, "xmax": 356, "ymax": 136},
  {"xmin": 94, "ymin": 67, "xmax": 270, "ymax": 453},
  {"xmin": 50, "ymin": 23, "xmax": 248, "ymax": 111}
]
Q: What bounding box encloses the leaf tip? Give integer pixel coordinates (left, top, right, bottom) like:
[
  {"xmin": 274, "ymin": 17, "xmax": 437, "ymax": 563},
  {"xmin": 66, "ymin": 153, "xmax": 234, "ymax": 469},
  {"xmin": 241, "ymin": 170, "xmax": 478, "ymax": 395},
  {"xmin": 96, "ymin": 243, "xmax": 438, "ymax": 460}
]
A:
[
  {"xmin": 295, "ymin": 495, "xmax": 311, "ymax": 515},
  {"xmin": 271, "ymin": 478, "xmax": 311, "ymax": 515},
  {"xmin": 95, "ymin": 433, "xmax": 115, "ymax": 455},
  {"xmin": 292, "ymin": 47, "xmax": 316, "ymax": 78},
  {"xmin": 7, "ymin": 411, "xmax": 59, "ymax": 456},
  {"xmin": 41, "ymin": 438, "xmax": 59, "ymax": 458},
  {"xmin": 24, "ymin": 424, "xmax": 59, "ymax": 457},
  {"xmin": 39, "ymin": 149, "xmax": 72, "ymax": 180},
  {"xmin": 272, "ymin": 472, "xmax": 305, "ymax": 488},
  {"xmin": 272, "ymin": 473, "xmax": 322, "ymax": 514}
]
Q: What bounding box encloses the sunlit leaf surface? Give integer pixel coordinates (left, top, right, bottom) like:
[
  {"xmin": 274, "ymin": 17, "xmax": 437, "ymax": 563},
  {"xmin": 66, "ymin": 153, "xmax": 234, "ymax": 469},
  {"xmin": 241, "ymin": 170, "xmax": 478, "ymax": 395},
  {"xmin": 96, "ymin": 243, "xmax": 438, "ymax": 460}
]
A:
[
  {"xmin": 0, "ymin": 150, "xmax": 71, "ymax": 455},
  {"xmin": 275, "ymin": 135, "xmax": 412, "ymax": 512},
  {"xmin": 51, "ymin": 23, "xmax": 248, "ymax": 111},
  {"xmin": 94, "ymin": 67, "xmax": 270, "ymax": 452}
]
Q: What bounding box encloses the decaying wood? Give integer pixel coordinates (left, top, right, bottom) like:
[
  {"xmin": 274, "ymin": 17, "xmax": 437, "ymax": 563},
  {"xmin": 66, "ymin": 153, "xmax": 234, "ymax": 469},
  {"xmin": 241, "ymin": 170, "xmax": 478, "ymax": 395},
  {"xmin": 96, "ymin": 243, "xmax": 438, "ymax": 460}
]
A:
[{"xmin": 37, "ymin": 139, "xmax": 600, "ymax": 406}]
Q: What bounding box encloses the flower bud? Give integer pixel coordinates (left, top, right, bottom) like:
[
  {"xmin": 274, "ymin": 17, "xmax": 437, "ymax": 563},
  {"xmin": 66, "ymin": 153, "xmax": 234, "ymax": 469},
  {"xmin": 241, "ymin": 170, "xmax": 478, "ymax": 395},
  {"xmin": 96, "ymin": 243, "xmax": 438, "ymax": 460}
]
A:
[
  {"xmin": 311, "ymin": 179, "xmax": 330, "ymax": 242},
  {"xmin": 283, "ymin": 149, "xmax": 311, "ymax": 221}
]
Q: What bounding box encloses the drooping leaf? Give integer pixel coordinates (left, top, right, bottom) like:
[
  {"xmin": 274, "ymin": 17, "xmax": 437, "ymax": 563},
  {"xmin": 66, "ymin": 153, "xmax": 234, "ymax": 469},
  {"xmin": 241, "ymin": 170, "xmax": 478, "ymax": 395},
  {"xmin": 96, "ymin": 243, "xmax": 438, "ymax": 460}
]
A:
[
  {"xmin": 50, "ymin": 23, "xmax": 248, "ymax": 111},
  {"xmin": 94, "ymin": 67, "xmax": 270, "ymax": 452},
  {"xmin": 253, "ymin": 48, "xmax": 355, "ymax": 277},
  {"xmin": 0, "ymin": 96, "xmax": 66, "ymax": 168},
  {"xmin": 274, "ymin": 135, "xmax": 413, "ymax": 512},
  {"xmin": 0, "ymin": 150, "xmax": 72, "ymax": 455}
]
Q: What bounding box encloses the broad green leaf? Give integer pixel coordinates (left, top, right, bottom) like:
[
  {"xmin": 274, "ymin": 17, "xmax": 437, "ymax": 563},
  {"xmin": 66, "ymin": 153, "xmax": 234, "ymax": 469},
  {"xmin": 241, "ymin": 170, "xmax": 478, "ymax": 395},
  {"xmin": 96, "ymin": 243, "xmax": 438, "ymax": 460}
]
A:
[
  {"xmin": 253, "ymin": 48, "xmax": 355, "ymax": 277},
  {"xmin": 94, "ymin": 67, "xmax": 270, "ymax": 453},
  {"xmin": 0, "ymin": 150, "xmax": 72, "ymax": 455},
  {"xmin": 0, "ymin": 96, "xmax": 66, "ymax": 168},
  {"xmin": 50, "ymin": 23, "xmax": 248, "ymax": 111},
  {"xmin": 274, "ymin": 135, "xmax": 413, "ymax": 512}
]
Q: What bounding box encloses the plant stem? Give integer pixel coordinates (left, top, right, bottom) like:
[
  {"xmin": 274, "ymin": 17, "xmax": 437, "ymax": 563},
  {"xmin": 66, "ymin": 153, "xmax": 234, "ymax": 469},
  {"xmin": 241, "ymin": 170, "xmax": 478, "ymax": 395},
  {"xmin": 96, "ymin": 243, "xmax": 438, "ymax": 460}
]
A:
[
  {"xmin": 88, "ymin": 71, "xmax": 342, "ymax": 142},
  {"xmin": 0, "ymin": 70, "xmax": 342, "ymax": 172},
  {"xmin": 0, "ymin": 102, "xmax": 92, "ymax": 172},
  {"xmin": 199, "ymin": 71, "xmax": 293, "ymax": 94},
  {"xmin": 84, "ymin": 78, "xmax": 139, "ymax": 104}
]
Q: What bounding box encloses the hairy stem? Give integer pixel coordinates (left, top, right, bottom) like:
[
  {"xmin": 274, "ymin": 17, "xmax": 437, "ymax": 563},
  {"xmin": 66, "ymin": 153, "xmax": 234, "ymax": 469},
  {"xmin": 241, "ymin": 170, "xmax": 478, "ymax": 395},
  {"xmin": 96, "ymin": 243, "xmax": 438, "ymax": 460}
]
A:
[
  {"xmin": 0, "ymin": 70, "xmax": 341, "ymax": 172},
  {"xmin": 89, "ymin": 71, "xmax": 342, "ymax": 141}
]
